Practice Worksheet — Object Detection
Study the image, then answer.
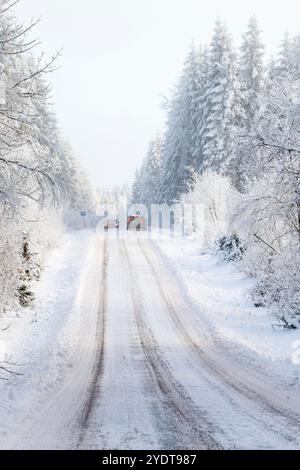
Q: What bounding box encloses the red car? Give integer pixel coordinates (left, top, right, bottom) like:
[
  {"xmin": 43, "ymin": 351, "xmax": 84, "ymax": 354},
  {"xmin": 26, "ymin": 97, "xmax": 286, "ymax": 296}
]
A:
[{"xmin": 127, "ymin": 215, "xmax": 146, "ymax": 231}]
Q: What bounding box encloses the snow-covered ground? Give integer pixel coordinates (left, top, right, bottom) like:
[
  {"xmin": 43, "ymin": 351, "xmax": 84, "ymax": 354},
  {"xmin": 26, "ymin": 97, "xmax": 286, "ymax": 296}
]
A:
[
  {"xmin": 1, "ymin": 230, "xmax": 300, "ymax": 450},
  {"xmin": 0, "ymin": 229, "xmax": 103, "ymax": 449},
  {"xmin": 155, "ymin": 236, "xmax": 300, "ymax": 397}
]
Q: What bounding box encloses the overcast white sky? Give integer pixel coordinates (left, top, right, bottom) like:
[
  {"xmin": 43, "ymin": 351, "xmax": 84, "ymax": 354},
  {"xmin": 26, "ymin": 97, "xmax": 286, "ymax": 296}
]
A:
[{"xmin": 15, "ymin": 0, "xmax": 300, "ymax": 188}]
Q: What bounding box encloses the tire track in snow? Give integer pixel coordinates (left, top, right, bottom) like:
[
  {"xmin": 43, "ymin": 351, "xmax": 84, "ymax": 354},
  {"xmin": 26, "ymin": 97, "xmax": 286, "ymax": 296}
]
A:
[
  {"xmin": 138, "ymin": 239, "xmax": 300, "ymax": 445},
  {"xmin": 3, "ymin": 234, "xmax": 107, "ymax": 449},
  {"xmin": 82, "ymin": 237, "xmax": 164, "ymax": 449},
  {"xmin": 121, "ymin": 239, "xmax": 221, "ymax": 450},
  {"xmin": 77, "ymin": 237, "xmax": 108, "ymax": 446}
]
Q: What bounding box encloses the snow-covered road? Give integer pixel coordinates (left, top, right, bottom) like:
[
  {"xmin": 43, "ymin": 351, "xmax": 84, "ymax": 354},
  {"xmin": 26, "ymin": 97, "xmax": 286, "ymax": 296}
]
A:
[
  {"xmin": 1, "ymin": 233, "xmax": 300, "ymax": 449},
  {"xmin": 80, "ymin": 235, "xmax": 300, "ymax": 449}
]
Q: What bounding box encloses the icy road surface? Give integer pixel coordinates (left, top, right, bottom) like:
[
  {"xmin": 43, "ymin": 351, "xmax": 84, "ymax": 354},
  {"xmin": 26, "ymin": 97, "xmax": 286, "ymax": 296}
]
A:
[{"xmin": 1, "ymin": 233, "xmax": 300, "ymax": 449}]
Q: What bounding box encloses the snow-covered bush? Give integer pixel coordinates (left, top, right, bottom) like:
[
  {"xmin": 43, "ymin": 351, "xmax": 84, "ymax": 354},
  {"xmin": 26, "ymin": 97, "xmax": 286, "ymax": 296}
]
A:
[
  {"xmin": 31, "ymin": 206, "xmax": 63, "ymax": 241},
  {"xmin": 182, "ymin": 167, "xmax": 300, "ymax": 328},
  {"xmin": 227, "ymin": 74, "xmax": 300, "ymax": 327},
  {"xmin": 18, "ymin": 235, "xmax": 41, "ymax": 308},
  {"xmin": 181, "ymin": 171, "xmax": 242, "ymax": 248},
  {"xmin": 0, "ymin": 206, "xmax": 67, "ymax": 317},
  {"xmin": 237, "ymin": 171, "xmax": 300, "ymax": 328},
  {"xmin": 0, "ymin": 220, "xmax": 42, "ymax": 315},
  {"xmin": 251, "ymin": 249, "xmax": 300, "ymax": 329},
  {"xmin": 217, "ymin": 233, "xmax": 247, "ymax": 262},
  {"xmin": 0, "ymin": 223, "xmax": 22, "ymax": 315}
]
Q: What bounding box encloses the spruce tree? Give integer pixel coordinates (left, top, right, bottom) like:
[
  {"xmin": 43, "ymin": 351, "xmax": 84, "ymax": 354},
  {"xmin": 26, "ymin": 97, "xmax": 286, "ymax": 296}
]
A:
[
  {"xmin": 275, "ymin": 32, "xmax": 295, "ymax": 79},
  {"xmin": 239, "ymin": 17, "xmax": 265, "ymax": 128},
  {"xmin": 193, "ymin": 45, "xmax": 210, "ymax": 172},
  {"xmin": 202, "ymin": 20, "xmax": 243, "ymax": 173},
  {"xmin": 159, "ymin": 45, "xmax": 202, "ymax": 203},
  {"xmin": 141, "ymin": 134, "xmax": 162, "ymax": 206}
]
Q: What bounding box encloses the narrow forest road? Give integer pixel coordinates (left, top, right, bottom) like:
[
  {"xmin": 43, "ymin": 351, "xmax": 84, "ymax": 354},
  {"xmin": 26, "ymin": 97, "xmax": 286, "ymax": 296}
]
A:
[{"xmin": 2, "ymin": 233, "xmax": 300, "ymax": 450}]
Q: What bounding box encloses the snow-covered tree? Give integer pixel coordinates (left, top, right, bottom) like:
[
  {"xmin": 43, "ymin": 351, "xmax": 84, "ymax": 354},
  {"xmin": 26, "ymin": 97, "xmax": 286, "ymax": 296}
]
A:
[
  {"xmin": 158, "ymin": 85, "xmax": 184, "ymax": 204},
  {"xmin": 0, "ymin": 0, "xmax": 93, "ymax": 315},
  {"xmin": 274, "ymin": 32, "xmax": 295, "ymax": 80},
  {"xmin": 131, "ymin": 168, "xmax": 143, "ymax": 204},
  {"xmin": 233, "ymin": 77, "xmax": 300, "ymax": 326},
  {"xmin": 239, "ymin": 17, "xmax": 265, "ymax": 128},
  {"xmin": 181, "ymin": 171, "xmax": 240, "ymax": 247},
  {"xmin": 201, "ymin": 20, "xmax": 244, "ymax": 173},
  {"xmin": 293, "ymin": 33, "xmax": 300, "ymax": 79},
  {"xmin": 192, "ymin": 46, "xmax": 210, "ymax": 172},
  {"xmin": 228, "ymin": 18, "xmax": 265, "ymax": 189},
  {"xmin": 179, "ymin": 45, "xmax": 203, "ymax": 181},
  {"xmin": 97, "ymin": 184, "xmax": 129, "ymax": 220},
  {"xmin": 139, "ymin": 134, "xmax": 162, "ymax": 206},
  {"xmin": 159, "ymin": 45, "xmax": 202, "ymax": 203}
]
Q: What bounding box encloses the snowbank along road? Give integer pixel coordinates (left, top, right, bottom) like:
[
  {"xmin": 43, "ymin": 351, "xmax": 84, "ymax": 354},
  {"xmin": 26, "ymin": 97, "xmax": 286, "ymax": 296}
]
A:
[{"xmin": 1, "ymin": 233, "xmax": 300, "ymax": 449}]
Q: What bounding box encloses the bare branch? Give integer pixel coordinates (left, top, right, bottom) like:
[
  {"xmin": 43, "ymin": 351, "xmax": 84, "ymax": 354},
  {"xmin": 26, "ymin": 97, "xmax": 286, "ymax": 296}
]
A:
[
  {"xmin": 0, "ymin": 0, "xmax": 20, "ymax": 15},
  {"xmin": 12, "ymin": 50, "xmax": 62, "ymax": 89},
  {"xmin": 0, "ymin": 156, "xmax": 56, "ymax": 186},
  {"xmin": 253, "ymin": 233, "xmax": 279, "ymax": 253},
  {"xmin": 256, "ymin": 134, "xmax": 300, "ymax": 155}
]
